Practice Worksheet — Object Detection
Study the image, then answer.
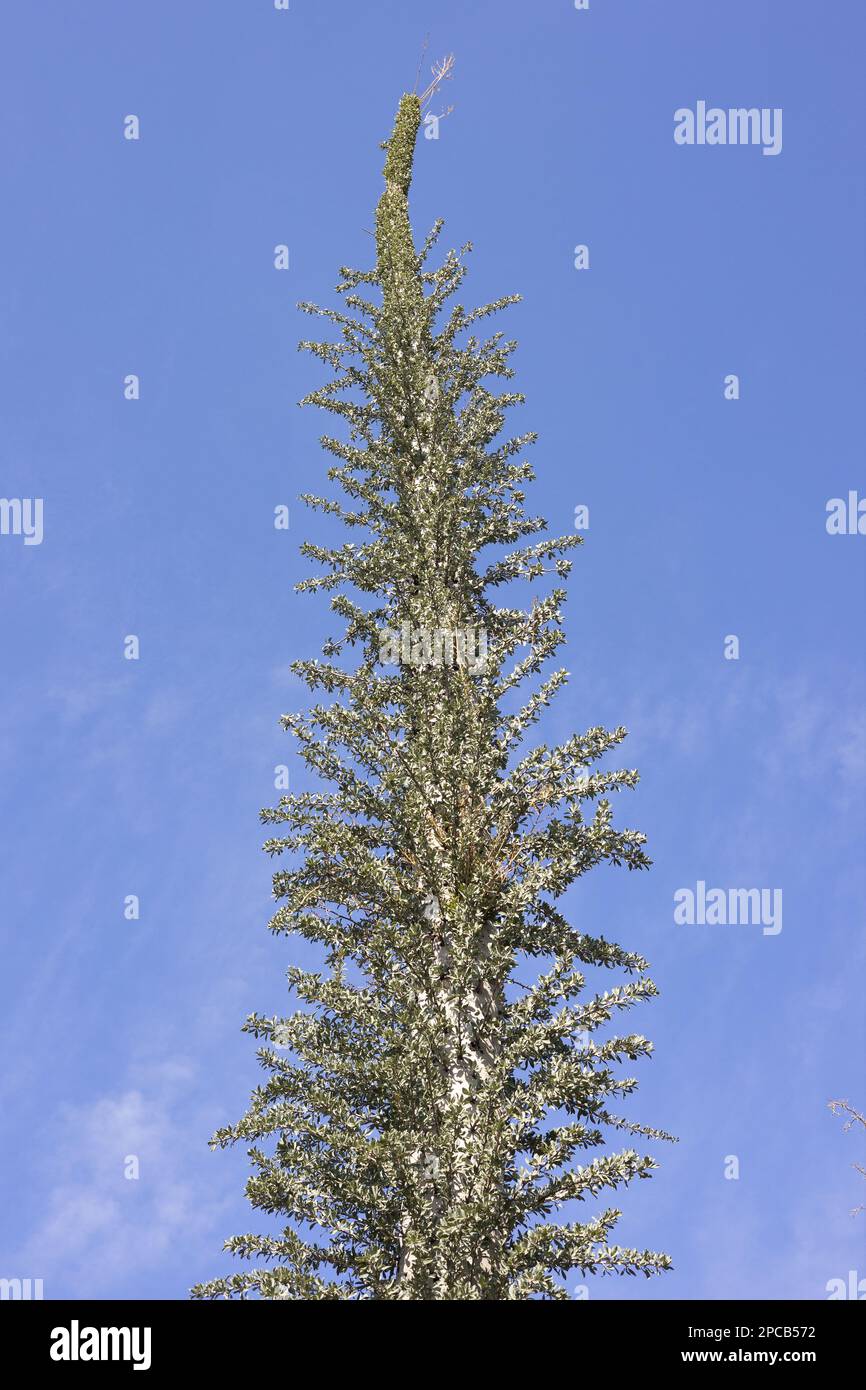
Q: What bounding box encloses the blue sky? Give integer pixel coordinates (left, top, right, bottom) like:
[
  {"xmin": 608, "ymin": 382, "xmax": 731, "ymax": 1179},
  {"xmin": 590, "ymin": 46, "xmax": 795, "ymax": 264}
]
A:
[{"xmin": 1, "ymin": 0, "xmax": 864, "ymax": 1300}]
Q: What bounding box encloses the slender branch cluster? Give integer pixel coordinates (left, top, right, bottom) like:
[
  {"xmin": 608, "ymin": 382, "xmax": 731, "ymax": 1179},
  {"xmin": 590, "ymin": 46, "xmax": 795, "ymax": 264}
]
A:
[
  {"xmin": 192, "ymin": 88, "xmax": 673, "ymax": 1302},
  {"xmin": 828, "ymin": 1099, "xmax": 866, "ymax": 1215}
]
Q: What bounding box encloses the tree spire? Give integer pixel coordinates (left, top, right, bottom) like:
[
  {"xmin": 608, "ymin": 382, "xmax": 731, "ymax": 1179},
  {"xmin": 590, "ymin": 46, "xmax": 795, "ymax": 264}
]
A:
[
  {"xmin": 192, "ymin": 71, "xmax": 673, "ymax": 1303},
  {"xmin": 374, "ymin": 93, "xmax": 425, "ymax": 345}
]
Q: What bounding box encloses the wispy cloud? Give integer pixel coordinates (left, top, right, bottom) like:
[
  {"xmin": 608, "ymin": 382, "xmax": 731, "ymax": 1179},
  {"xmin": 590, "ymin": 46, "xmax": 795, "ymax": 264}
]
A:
[{"xmin": 0, "ymin": 1059, "xmax": 234, "ymax": 1298}]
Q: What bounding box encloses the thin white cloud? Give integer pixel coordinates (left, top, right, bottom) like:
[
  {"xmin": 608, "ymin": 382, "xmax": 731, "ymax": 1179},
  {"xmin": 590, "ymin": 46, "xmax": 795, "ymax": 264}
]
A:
[{"xmin": 1, "ymin": 1062, "xmax": 233, "ymax": 1298}]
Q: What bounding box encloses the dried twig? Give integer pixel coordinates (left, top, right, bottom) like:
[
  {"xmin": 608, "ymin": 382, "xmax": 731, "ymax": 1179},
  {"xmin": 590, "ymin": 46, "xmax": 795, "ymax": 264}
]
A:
[
  {"xmin": 413, "ymin": 35, "xmax": 430, "ymax": 95},
  {"xmin": 419, "ymin": 53, "xmax": 455, "ymax": 110},
  {"xmin": 828, "ymin": 1100, "xmax": 866, "ymax": 1216}
]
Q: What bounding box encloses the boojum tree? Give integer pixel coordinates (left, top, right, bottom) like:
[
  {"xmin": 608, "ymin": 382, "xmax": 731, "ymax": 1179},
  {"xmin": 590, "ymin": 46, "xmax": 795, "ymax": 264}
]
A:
[{"xmin": 193, "ymin": 66, "xmax": 673, "ymax": 1301}]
